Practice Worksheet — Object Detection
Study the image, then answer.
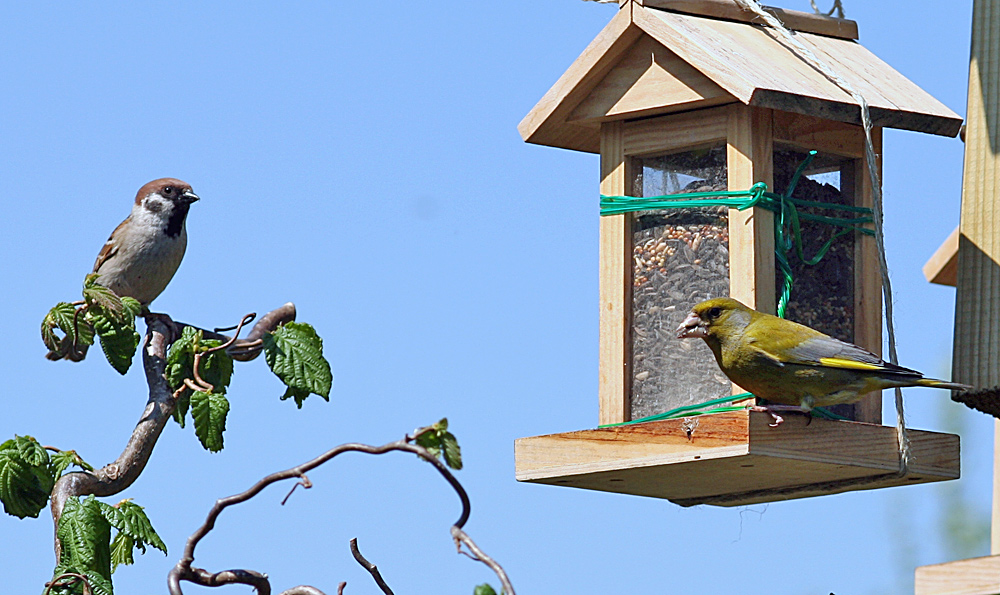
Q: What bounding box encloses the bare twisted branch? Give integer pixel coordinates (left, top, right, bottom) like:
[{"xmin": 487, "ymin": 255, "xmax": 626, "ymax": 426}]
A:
[{"xmin": 167, "ymin": 428, "xmax": 513, "ymax": 595}]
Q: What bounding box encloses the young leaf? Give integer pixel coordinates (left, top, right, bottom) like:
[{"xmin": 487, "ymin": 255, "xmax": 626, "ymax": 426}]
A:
[
  {"xmin": 109, "ymin": 531, "xmax": 135, "ymax": 572},
  {"xmin": 83, "ymin": 273, "xmax": 127, "ymax": 320},
  {"xmin": 474, "ymin": 584, "xmax": 499, "ymax": 595},
  {"xmin": 441, "ymin": 432, "xmax": 462, "ymax": 470},
  {"xmin": 191, "ymin": 391, "xmax": 230, "ymax": 452},
  {"xmin": 198, "ymin": 342, "xmax": 234, "ymax": 393},
  {"xmin": 166, "ymin": 326, "xmax": 200, "ymax": 396},
  {"xmin": 99, "ymin": 499, "xmax": 167, "ymax": 571},
  {"xmin": 50, "ymin": 450, "xmax": 93, "ymax": 478},
  {"xmin": 0, "ymin": 436, "xmax": 54, "ymax": 518},
  {"xmin": 172, "ymin": 393, "xmax": 190, "ymax": 428},
  {"xmin": 47, "ymin": 566, "xmax": 114, "ymax": 595},
  {"xmin": 263, "ymin": 322, "xmax": 332, "ymax": 406},
  {"xmin": 87, "ymin": 308, "xmax": 140, "ymax": 375},
  {"xmin": 414, "ymin": 419, "xmax": 462, "ymax": 470},
  {"xmin": 57, "ymin": 495, "xmax": 112, "ymax": 584}
]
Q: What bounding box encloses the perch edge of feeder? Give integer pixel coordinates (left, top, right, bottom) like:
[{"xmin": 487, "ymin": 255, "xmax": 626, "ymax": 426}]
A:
[{"xmin": 514, "ymin": 410, "xmax": 959, "ymax": 507}]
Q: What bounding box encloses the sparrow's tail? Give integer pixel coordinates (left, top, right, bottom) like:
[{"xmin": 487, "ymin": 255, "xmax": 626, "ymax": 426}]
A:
[{"xmin": 916, "ymin": 377, "xmax": 973, "ymax": 392}]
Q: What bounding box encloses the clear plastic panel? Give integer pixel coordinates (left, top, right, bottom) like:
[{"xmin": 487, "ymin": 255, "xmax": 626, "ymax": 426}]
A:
[{"xmin": 630, "ymin": 145, "xmax": 731, "ymax": 420}]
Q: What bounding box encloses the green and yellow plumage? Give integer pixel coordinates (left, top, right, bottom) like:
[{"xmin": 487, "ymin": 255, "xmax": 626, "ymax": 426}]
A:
[{"xmin": 676, "ymin": 297, "xmax": 970, "ymax": 410}]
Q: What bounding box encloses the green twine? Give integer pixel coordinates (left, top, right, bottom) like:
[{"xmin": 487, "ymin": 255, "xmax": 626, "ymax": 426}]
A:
[
  {"xmin": 599, "ymin": 150, "xmax": 874, "ymax": 318},
  {"xmin": 598, "ymin": 393, "xmax": 848, "ymax": 428},
  {"xmin": 597, "ymin": 150, "xmax": 869, "ymax": 426}
]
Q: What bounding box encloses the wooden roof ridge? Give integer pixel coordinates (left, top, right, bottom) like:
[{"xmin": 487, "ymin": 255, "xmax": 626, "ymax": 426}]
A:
[{"xmin": 519, "ymin": 2, "xmax": 963, "ymax": 154}]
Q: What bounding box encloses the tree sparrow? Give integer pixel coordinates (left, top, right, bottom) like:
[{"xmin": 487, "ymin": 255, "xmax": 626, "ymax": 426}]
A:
[
  {"xmin": 92, "ymin": 178, "xmax": 200, "ymax": 306},
  {"xmin": 47, "ymin": 178, "xmax": 199, "ymax": 361}
]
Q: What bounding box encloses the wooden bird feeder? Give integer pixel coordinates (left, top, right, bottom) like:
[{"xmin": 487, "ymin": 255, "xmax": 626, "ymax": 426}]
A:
[{"xmin": 514, "ymin": 0, "xmax": 963, "ymax": 506}]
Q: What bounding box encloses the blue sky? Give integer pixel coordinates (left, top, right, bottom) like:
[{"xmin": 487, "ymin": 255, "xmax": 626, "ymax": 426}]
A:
[{"xmin": 0, "ymin": 1, "xmax": 986, "ymax": 593}]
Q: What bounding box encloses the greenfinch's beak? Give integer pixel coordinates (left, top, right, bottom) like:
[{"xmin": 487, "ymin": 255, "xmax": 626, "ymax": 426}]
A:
[{"xmin": 676, "ymin": 312, "xmax": 707, "ymax": 339}]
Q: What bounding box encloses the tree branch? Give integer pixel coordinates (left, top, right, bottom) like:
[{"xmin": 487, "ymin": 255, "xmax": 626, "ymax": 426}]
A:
[
  {"xmin": 167, "ymin": 429, "xmax": 512, "ymax": 595},
  {"xmin": 350, "ymin": 538, "xmax": 394, "ymax": 595},
  {"xmin": 48, "ymin": 304, "xmax": 297, "ymax": 560}
]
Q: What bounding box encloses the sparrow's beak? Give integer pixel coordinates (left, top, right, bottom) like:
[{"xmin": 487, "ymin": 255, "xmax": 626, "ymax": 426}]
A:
[
  {"xmin": 180, "ymin": 190, "xmax": 200, "ymax": 204},
  {"xmin": 676, "ymin": 312, "xmax": 707, "ymax": 339}
]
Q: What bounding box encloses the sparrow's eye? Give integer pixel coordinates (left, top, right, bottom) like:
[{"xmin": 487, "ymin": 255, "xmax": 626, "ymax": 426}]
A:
[{"xmin": 163, "ymin": 186, "xmax": 174, "ymax": 195}]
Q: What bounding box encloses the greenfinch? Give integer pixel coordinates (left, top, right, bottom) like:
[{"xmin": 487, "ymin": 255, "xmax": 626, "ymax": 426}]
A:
[{"xmin": 676, "ymin": 297, "xmax": 970, "ymax": 423}]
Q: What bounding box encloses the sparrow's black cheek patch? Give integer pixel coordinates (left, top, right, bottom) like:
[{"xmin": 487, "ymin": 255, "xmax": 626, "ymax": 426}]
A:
[{"xmin": 146, "ymin": 200, "xmax": 164, "ymax": 214}]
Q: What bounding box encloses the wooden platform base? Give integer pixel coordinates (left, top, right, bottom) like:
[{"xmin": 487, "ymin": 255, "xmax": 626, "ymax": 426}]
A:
[
  {"xmin": 915, "ymin": 555, "xmax": 1000, "ymax": 595},
  {"xmin": 514, "ymin": 410, "xmax": 959, "ymax": 507}
]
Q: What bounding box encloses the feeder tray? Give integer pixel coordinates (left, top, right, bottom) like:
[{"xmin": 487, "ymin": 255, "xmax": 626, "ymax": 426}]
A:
[
  {"xmin": 515, "ymin": 410, "xmax": 959, "ymax": 507},
  {"xmin": 915, "ymin": 555, "xmax": 1000, "ymax": 595}
]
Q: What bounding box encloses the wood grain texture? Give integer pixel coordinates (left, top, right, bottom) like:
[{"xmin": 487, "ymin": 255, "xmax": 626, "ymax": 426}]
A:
[
  {"xmin": 852, "ymin": 129, "xmax": 883, "ymax": 424},
  {"xmin": 635, "ymin": 6, "xmax": 962, "ymax": 137},
  {"xmin": 599, "ymin": 121, "xmax": 635, "ymax": 425},
  {"xmin": 635, "ymin": 0, "xmax": 859, "ymax": 40},
  {"xmin": 772, "ymin": 110, "xmax": 865, "ymax": 158},
  {"xmin": 954, "ymin": 0, "xmax": 1000, "ymax": 392},
  {"xmin": 621, "ymin": 105, "xmax": 729, "ymax": 156},
  {"xmin": 923, "ymin": 227, "xmax": 960, "ymax": 286},
  {"xmin": 568, "ymin": 35, "xmax": 731, "ymax": 124},
  {"xmin": 726, "ymin": 105, "xmax": 775, "ymax": 314},
  {"xmin": 915, "ymin": 554, "xmax": 1000, "ymax": 595},
  {"xmin": 514, "ymin": 410, "xmax": 959, "ymax": 507}
]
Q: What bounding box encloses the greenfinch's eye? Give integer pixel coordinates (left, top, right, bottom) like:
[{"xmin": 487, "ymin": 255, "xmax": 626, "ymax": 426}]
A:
[{"xmin": 707, "ymin": 307, "xmax": 722, "ymax": 319}]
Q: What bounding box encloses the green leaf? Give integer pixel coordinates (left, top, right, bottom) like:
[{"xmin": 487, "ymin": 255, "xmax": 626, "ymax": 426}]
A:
[
  {"xmin": 99, "ymin": 499, "xmax": 167, "ymax": 572},
  {"xmin": 83, "ymin": 274, "xmax": 127, "ymax": 321},
  {"xmin": 279, "ymin": 386, "xmax": 310, "ymax": 409},
  {"xmin": 42, "ymin": 302, "xmax": 96, "ymax": 359},
  {"xmin": 14, "ymin": 435, "xmax": 48, "ymax": 466},
  {"xmin": 57, "ymin": 496, "xmax": 112, "ymax": 583},
  {"xmin": 172, "ymin": 393, "xmax": 190, "ymax": 428},
  {"xmin": 87, "ymin": 308, "xmax": 140, "ymax": 375},
  {"xmin": 198, "ymin": 343, "xmax": 234, "ymax": 393},
  {"xmin": 414, "ymin": 419, "xmax": 462, "ymax": 470},
  {"xmin": 109, "ymin": 532, "xmax": 135, "ymax": 572},
  {"xmin": 191, "ymin": 391, "xmax": 230, "ymax": 452},
  {"xmin": 166, "ymin": 326, "xmax": 200, "ymax": 396},
  {"xmin": 50, "ymin": 450, "xmax": 93, "ymax": 478},
  {"xmin": 441, "ymin": 432, "xmax": 462, "ymax": 470},
  {"xmin": 0, "ymin": 436, "xmax": 54, "ymax": 518},
  {"xmin": 474, "ymin": 584, "xmax": 498, "ymax": 595},
  {"xmin": 263, "ymin": 321, "xmax": 333, "ymax": 406}
]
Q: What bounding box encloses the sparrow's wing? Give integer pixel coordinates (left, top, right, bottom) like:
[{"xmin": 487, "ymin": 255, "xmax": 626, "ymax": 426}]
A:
[{"xmin": 92, "ymin": 218, "xmax": 127, "ymax": 272}]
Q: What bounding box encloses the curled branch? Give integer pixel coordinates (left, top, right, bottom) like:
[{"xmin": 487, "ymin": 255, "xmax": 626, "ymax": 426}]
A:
[
  {"xmin": 188, "ymin": 303, "xmax": 296, "ymax": 361},
  {"xmin": 167, "ymin": 430, "xmax": 511, "ymax": 595},
  {"xmin": 48, "ymin": 304, "xmax": 297, "ymax": 560}
]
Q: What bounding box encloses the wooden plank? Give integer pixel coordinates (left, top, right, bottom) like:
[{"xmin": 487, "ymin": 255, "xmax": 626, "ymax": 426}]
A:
[
  {"xmin": 622, "ymin": 104, "xmax": 729, "ymax": 156},
  {"xmin": 923, "ymin": 227, "xmax": 960, "ymax": 286},
  {"xmin": 772, "ymin": 110, "xmax": 865, "ymax": 159},
  {"xmin": 635, "ymin": 0, "xmax": 859, "ymax": 40},
  {"xmin": 915, "ymin": 554, "xmax": 1000, "ymax": 595},
  {"xmin": 852, "ymin": 129, "xmax": 883, "ymax": 424},
  {"xmin": 636, "ymin": 6, "xmax": 964, "ymax": 137},
  {"xmin": 518, "ymin": 7, "xmax": 642, "ymax": 154},
  {"xmin": 568, "ymin": 35, "xmax": 732, "ymax": 123},
  {"xmin": 726, "ymin": 104, "xmax": 775, "ymax": 314},
  {"xmin": 514, "ymin": 410, "xmax": 959, "ymax": 507},
  {"xmin": 599, "ymin": 121, "xmax": 635, "ymax": 425},
  {"xmin": 954, "ymin": 0, "xmax": 1000, "ymax": 392}
]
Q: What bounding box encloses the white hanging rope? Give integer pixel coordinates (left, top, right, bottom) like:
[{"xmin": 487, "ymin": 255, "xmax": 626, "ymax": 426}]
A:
[{"xmin": 731, "ymin": 0, "xmax": 909, "ymax": 472}]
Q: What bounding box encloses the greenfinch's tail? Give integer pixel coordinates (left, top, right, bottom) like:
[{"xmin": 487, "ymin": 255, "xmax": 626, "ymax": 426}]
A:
[{"xmin": 916, "ymin": 378, "xmax": 973, "ymax": 392}]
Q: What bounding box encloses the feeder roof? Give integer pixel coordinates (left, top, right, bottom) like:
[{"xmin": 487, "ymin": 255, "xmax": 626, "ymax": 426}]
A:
[{"xmin": 519, "ymin": 1, "xmax": 963, "ymax": 154}]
